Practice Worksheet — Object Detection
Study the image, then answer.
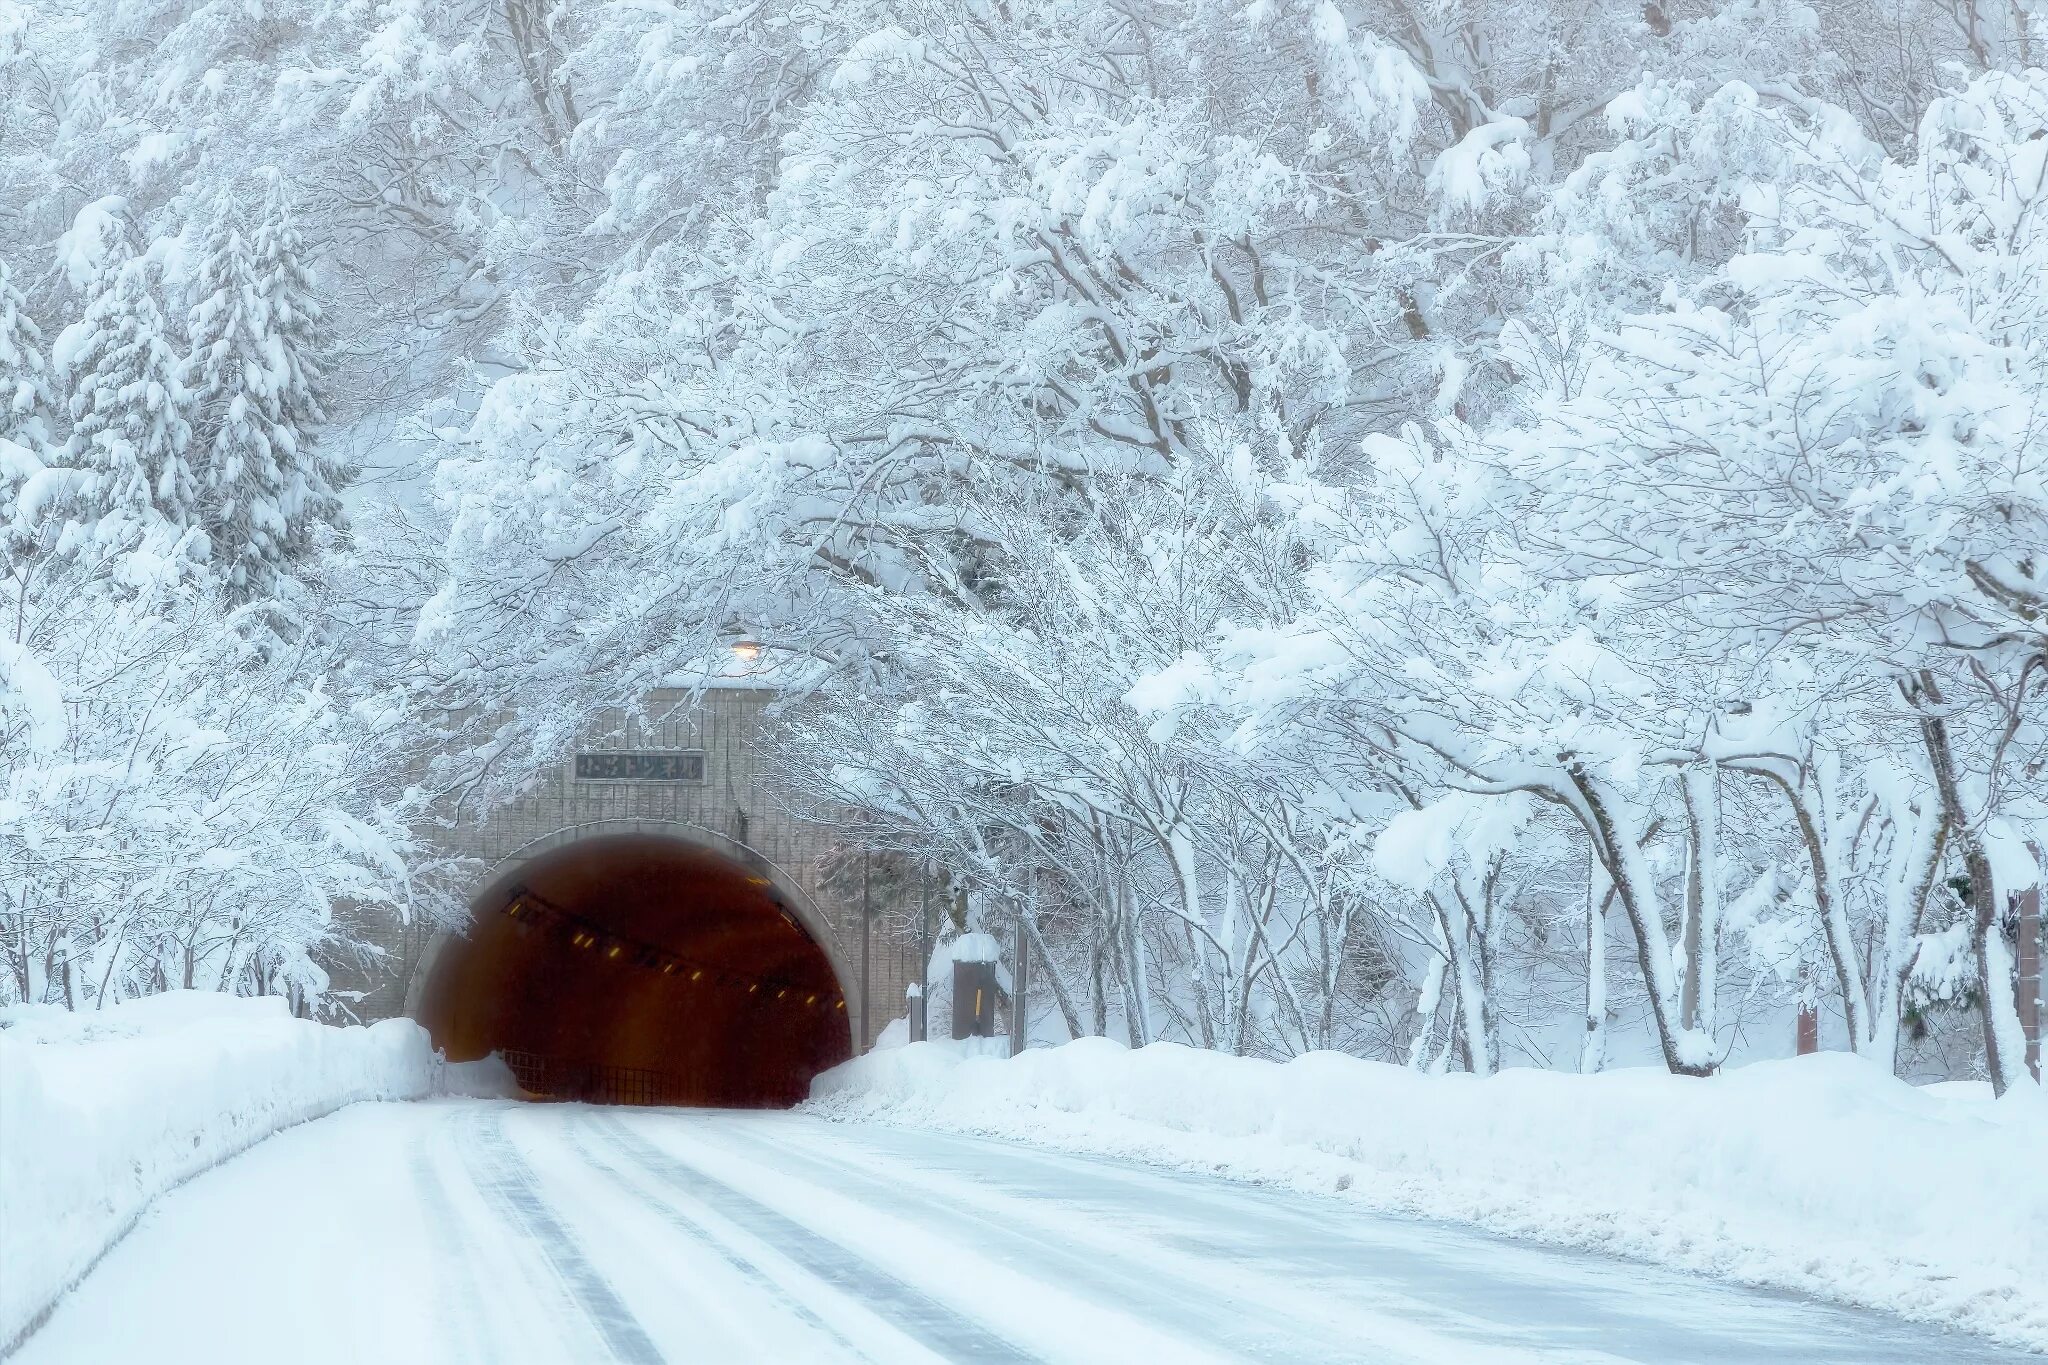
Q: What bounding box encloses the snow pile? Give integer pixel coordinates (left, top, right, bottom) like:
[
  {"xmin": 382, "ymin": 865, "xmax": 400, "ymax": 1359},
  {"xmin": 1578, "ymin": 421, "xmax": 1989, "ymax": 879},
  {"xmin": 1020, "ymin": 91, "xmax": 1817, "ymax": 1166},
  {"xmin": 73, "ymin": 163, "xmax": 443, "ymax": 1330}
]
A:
[
  {"xmin": 808, "ymin": 1039, "xmax": 2048, "ymax": 1350},
  {"xmin": 0, "ymin": 992, "xmax": 436, "ymax": 1352},
  {"xmin": 435, "ymin": 1050, "xmax": 524, "ymax": 1098},
  {"xmin": 947, "ymin": 931, "xmax": 1003, "ymax": 963}
]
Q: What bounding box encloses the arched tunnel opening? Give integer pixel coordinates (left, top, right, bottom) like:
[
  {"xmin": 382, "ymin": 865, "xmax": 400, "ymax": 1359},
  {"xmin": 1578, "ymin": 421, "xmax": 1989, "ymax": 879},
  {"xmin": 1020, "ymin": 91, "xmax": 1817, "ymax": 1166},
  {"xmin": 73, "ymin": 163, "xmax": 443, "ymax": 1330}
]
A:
[{"xmin": 414, "ymin": 834, "xmax": 853, "ymax": 1107}]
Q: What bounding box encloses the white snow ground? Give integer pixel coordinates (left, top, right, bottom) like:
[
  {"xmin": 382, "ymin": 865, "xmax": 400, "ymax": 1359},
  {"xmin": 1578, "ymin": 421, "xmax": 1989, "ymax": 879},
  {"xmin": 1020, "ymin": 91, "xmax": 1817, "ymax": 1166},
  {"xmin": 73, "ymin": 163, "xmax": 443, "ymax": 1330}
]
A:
[
  {"xmin": 0, "ymin": 993, "xmax": 435, "ymax": 1348},
  {"xmin": 810, "ymin": 1037, "xmax": 2048, "ymax": 1350},
  {"xmin": 16, "ymin": 1099, "xmax": 2036, "ymax": 1365}
]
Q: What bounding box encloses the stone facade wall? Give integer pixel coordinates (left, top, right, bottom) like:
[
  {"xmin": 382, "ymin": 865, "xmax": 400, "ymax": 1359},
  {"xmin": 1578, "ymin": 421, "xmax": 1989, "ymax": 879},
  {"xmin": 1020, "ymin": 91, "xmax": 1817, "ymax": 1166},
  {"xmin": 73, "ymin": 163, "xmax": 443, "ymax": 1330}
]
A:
[{"xmin": 346, "ymin": 687, "xmax": 921, "ymax": 1053}]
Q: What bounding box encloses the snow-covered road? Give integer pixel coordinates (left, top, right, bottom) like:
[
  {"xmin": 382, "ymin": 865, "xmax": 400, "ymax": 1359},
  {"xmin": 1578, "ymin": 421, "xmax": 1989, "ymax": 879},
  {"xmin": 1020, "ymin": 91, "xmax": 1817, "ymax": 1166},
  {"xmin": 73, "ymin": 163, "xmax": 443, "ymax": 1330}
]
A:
[{"xmin": 20, "ymin": 1099, "xmax": 2031, "ymax": 1364}]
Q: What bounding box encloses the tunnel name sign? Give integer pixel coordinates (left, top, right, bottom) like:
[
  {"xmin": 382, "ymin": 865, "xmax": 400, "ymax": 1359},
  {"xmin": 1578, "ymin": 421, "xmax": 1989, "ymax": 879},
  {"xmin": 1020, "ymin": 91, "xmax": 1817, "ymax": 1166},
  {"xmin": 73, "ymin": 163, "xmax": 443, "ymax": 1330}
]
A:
[{"xmin": 573, "ymin": 751, "xmax": 707, "ymax": 783}]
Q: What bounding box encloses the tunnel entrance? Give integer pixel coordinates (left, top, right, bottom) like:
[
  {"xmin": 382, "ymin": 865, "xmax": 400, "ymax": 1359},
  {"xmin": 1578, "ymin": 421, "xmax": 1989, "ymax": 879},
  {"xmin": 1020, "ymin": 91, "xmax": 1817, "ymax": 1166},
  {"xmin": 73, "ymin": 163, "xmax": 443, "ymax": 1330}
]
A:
[{"xmin": 414, "ymin": 833, "xmax": 853, "ymax": 1107}]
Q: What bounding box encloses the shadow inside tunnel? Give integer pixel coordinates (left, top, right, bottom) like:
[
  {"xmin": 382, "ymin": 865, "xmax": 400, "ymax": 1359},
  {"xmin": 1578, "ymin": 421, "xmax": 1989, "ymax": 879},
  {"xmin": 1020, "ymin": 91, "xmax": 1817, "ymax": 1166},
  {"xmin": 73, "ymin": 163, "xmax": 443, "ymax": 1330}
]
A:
[{"xmin": 415, "ymin": 834, "xmax": 852, "ymax": 1107}]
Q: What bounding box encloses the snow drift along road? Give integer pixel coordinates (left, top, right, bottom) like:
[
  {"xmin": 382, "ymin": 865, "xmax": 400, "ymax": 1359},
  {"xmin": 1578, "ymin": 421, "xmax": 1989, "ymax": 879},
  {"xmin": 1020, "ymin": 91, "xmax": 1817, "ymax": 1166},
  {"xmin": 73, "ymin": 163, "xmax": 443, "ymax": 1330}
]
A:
[
  {"xmin": 806, "ymin": 1037, "xmax": 2048, "ymax": 1352},
  {"xmin": 0, "ymin": 991, "xmax": 437, "ymax": 1353}
]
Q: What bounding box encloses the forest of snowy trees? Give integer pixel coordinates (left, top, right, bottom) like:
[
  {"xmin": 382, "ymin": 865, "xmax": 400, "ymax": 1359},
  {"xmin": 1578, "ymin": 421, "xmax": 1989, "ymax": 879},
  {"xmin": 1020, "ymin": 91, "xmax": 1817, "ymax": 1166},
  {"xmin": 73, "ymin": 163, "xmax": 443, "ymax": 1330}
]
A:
[{"xmin": 1, "ymin": 0, "xmax": 2043, "ymax": 1092}]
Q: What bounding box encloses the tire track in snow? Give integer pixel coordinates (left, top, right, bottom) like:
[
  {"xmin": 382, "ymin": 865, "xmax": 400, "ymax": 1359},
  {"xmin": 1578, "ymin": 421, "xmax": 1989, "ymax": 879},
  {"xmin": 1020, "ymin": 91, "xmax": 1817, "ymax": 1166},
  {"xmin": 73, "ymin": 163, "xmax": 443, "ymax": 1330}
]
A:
[
  {"xmin": 556, "ymin": 1116, "xmax": 881, "ymax": 1363},
  {"xmin": 591, "ymin": 1113, "xmax": 1040, "ymax": 1365},
  {"xmin": 407, "ymin": 1119, "xmax": 498, "ymax": 1364},
  {"xmin": 458, "ymin": 1107, "xmax": 664, "ymax": 1364},
  {"xmin": 690, "ymin": 1117, "xmax": 1523, "ymax": 1365},
  {"xmin": 762, "ymin": 1123, "xmax": 1686, "ymax": 1364},
  {"xmin": 772, "ymin": 1120, "xmax": 2028, "ymax": 1365}
]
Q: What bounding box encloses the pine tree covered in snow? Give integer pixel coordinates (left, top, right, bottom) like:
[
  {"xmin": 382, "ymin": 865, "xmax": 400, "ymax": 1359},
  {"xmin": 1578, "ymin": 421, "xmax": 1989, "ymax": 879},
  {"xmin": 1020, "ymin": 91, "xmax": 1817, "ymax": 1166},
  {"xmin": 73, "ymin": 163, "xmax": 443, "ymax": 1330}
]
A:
[
  {"xmin": 60, "ymin": 253, "xmax": 195, "ymax": 533},
  {"xmin": 0, "ymin": 254, "xmax": 56, "ymax": 568},
  {"xmin": 0, "ymin": 256, "xmax": 53, "ymax": 452},
  {"xmin": 244, "ymin": 177, "xmax": 340, "ymax": 572},
  {"xmin": 182, "ymin": 181, "xmax": 340, "ymax": 600},
  {"xmin": 186, "ymin": 180, "xmax": 346, "ymax": 597}
]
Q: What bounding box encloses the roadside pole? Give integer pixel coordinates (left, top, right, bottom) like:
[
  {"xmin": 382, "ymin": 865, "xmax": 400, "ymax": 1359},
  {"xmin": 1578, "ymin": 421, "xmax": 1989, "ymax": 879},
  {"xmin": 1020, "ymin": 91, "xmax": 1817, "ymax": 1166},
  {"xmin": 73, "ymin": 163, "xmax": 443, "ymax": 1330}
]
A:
[
  {"xmin": 859, "ymin": 848, "xmax": 871, "ymax": 1055},
  {"xmin": 910, "ymin": 869, "xmax": 932, "ymax": 1044},
  {"xmin": 1011, "ymin": 869, "xmax": 1032, "ymax": 1057},
  {"xmin": 1011, "ymin": 913, "xmax": 1029, "ymax": 1057},
  {"xmin": 2019, "ymin": 845, "xmax": 2042, "ymax": 1083}
]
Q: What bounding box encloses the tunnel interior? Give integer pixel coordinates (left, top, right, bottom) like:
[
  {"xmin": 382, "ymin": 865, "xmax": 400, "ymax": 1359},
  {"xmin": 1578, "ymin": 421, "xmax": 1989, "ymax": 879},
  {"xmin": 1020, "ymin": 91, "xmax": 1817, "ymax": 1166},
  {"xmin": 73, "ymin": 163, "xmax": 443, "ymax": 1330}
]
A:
[{"xmin": 415, "ymin": 834, "xmax": 852, "ymax": 1107}]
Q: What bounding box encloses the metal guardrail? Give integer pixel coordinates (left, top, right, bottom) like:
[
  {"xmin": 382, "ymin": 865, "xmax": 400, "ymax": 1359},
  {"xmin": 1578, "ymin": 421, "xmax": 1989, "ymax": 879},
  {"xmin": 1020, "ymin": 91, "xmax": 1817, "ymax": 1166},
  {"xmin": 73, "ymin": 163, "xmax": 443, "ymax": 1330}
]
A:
[{"xmin": 499, "ymin": 1048, "xmax": 694, "ymax": 1106}]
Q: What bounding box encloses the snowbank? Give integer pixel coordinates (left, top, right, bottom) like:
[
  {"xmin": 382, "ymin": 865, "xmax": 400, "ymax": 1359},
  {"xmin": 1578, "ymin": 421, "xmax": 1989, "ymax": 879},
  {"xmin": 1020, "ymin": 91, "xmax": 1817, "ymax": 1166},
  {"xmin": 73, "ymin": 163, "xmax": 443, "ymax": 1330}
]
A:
[
  {"xmin": 436, "ymin": 1050, "xmax": 525, "ymax": 1098},
  {"xmin": 0, "ymin": 992, "xmax": 437, "ymax": 1353},
  {"xmin": 807, "ymin": 1039, "xmax": 2048, "ymax": 1351},
  {"xmin": 948, "ymin": 931, "xmax": 1003, "ymax": 963}
]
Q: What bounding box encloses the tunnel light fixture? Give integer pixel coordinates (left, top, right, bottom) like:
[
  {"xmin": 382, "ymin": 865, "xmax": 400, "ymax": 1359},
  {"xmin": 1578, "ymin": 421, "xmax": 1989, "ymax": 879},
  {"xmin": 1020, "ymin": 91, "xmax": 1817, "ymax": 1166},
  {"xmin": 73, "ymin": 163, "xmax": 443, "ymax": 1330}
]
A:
[{"xmin": 495, "ymin": 883, "xmax": 845, "ymax": 1006}]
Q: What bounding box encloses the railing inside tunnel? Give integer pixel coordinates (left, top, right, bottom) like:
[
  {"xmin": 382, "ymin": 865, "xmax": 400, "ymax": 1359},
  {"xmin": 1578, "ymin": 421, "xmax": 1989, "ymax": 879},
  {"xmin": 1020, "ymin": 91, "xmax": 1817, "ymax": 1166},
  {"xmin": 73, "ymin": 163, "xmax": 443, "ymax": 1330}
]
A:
[{"xmin": 499, "ymin": 1048, "xmax": 698, "ymax": 1106}]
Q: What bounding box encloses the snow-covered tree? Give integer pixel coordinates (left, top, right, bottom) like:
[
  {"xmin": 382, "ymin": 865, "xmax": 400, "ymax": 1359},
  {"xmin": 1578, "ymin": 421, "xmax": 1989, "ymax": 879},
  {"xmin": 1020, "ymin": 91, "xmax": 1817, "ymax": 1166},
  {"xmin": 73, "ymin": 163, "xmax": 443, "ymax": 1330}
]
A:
[
  {"xmin": 1489, "ymin": 70, "xmax": 2048, "ymax": 1092},
  {"xmin": 0, "ymin": 256, "xmax": 54, "ymax": 452},
  {"xmin": 183, "ymin": 179, "xmax": 342, "ymax": 600},
  {"xmin": 3, "ymin": 0, "xmax": 2040, "ymax": 1076},
  {"xmin": 1, "ymin": 460, "xmax": 455, "ymax": 1012},
  {"xmin": 59, "ymin": 252, "xmax": 196, "ymax": 534},
  {"xmin": 770, "ymin": 438, "xmax": 1409, "ymax": 1058}
]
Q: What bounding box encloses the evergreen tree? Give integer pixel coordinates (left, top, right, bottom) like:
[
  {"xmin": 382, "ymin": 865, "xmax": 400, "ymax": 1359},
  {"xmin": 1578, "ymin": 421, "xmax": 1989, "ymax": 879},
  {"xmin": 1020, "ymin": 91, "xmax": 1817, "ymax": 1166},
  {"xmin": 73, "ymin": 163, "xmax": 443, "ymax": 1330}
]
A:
[
  {"xmin": 238, "ymin": 176, "xmax": 341, "ymax": 591},
  {"xmin": 0, "ymin": 256, "xmax": 54, "ymax": 451},
  {"xmin": 65, "ymin": 255, "xmax": 195, "ymax": 531},
  {"xmin": 184, "ymin": 191, "xmax": 289, "ymax": 597},
  {"xmin": 180, "ymin": 178, "xmax": 343, "ymax": 602}
]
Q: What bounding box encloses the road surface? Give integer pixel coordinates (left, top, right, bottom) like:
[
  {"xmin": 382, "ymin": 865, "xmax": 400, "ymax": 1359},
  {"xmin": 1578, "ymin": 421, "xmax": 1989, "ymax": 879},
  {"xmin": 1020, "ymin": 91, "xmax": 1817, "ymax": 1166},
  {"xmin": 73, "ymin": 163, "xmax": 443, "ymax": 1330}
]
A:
[{"xmin": 19, "ymin": 1099, "xmax": 2031, "ymax": 1364}]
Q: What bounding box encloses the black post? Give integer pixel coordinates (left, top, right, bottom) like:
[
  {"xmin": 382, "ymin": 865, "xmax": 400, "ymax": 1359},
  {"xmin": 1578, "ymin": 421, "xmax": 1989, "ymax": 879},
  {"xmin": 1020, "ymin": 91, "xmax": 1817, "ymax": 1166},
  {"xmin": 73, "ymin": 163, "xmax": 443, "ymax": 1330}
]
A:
[{"xmin": 953, "ymin": 958, "xmax": 998, "ymax": 1038}]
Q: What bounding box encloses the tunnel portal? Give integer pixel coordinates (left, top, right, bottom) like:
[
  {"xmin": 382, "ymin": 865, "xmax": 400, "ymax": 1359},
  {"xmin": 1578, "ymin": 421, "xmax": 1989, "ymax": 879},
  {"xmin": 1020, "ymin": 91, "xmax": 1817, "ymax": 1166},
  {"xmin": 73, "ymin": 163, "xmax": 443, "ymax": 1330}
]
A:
[{"xmin": 415, "ymin": 833, "xmax": 853, "ymax": 1107}]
